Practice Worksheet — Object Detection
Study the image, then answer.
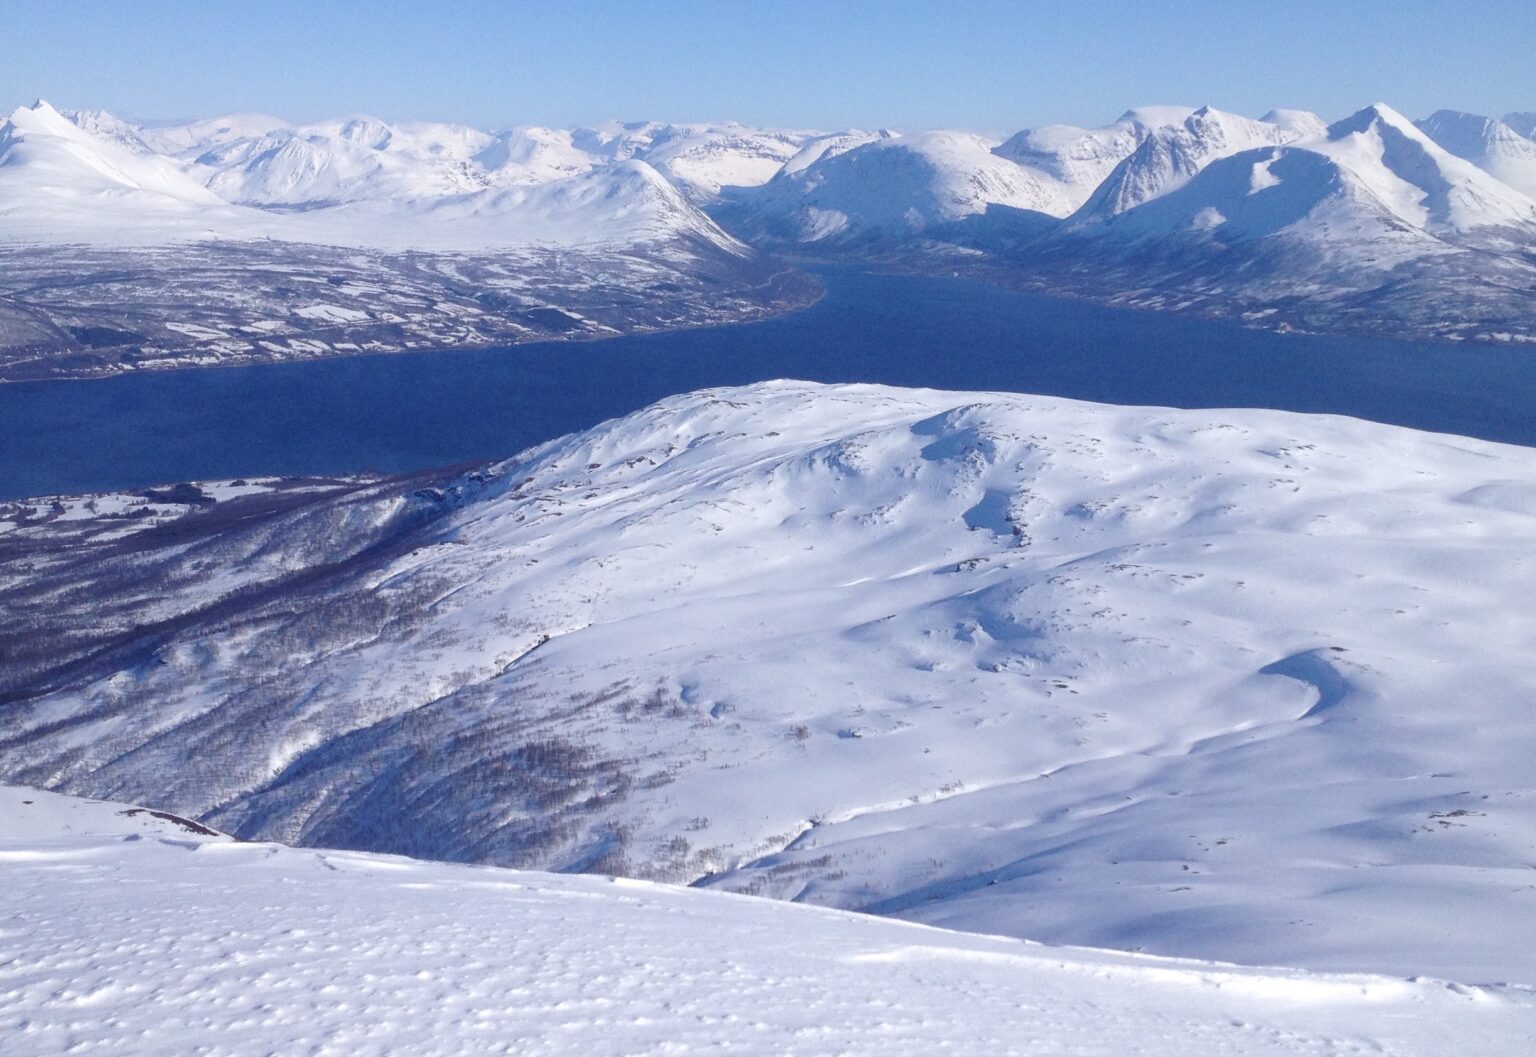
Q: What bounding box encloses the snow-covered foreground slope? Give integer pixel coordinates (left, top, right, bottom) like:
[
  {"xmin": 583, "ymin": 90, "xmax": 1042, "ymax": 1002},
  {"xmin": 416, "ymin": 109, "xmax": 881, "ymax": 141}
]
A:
[
  {"xmin": 4, "ymin": 785, "xmax": 1532, "ymax": 1057},
  {"xmin": 6, "ymin": 381, "xmax": 1536, "ymax": 982}
]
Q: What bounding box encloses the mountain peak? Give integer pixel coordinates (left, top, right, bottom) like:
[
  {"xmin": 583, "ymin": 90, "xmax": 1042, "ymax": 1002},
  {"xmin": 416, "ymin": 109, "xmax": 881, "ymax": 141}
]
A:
[
  {"xmin": 1329, "ymin": 102, "xmax": 1419, "ymax": 139},
  {"xmin": 6, "ymin": 98, "xmax": 81, "ymax": 137}
]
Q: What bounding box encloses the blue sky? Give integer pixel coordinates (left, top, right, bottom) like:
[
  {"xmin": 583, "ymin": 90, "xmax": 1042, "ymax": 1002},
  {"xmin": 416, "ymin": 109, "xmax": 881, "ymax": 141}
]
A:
[{"xmin": 5, "ymin": 1, "xmax": 1532, "ymax": 130}]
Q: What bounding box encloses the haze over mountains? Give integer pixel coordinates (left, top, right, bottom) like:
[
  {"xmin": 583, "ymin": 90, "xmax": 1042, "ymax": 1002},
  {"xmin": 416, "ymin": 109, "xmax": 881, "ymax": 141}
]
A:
[{"xmin": 1, "ymin": 96, "xmax": 1535, "ymax": 379}]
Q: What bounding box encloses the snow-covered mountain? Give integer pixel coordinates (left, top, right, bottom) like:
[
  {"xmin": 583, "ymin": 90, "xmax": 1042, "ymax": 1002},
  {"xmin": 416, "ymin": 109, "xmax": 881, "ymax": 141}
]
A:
[
  {"xmin": 1019, "ymin": 103, "xmax": 1536, "ymax": 339},
  {"xmin": 8, "ymin": 784, "xmax": 1527, "ymax": 1057},
  {"xmin": 1066, "ymin": 103, "xmax": 1536, "ymax": 244},
  {"xmin": 991, "ymin": 106, "xmax": 1195, "ymax": 212},
  {"xmin": 1069, "ymin": 106, "xmax": 1299, "ymax": 221},
  {"xmin": 725, "ymin": 130, "xmax": 1068, "ymax": 242},
  {"xmin": 578, "ymin": 121, "xmax": 819, "ymax": 198},
  {"xmin": 0, "ymin": 100, "xmax": 747, "ymax": 253},
  {"xmin": 191, "ymin": 118, "xmax": 492, "ymax": 206},
  {"xmin": 0, "ymin": 100, "xmax": 230, "ymax": 234},
  {"xmin": 7, "ymin": 381, "xmax": 1536, "ymax": 981},
  {"xmin": 1416, "ymin": 109, "xmax": 1536, "ymax": 200},
  {"xmin": 6, "ymin": 95, "xmax": 1536, "ymax": 368}
]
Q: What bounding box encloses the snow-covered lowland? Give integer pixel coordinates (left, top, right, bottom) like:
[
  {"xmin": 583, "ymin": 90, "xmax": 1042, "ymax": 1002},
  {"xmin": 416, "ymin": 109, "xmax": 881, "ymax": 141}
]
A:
[
  {"xmin": 4, "ymin": 783, "xmax": 1534, "ymax": 1056},
  {"xmin": 6, "ymin": 381, "xmax": 1536, "ymax": 987}
]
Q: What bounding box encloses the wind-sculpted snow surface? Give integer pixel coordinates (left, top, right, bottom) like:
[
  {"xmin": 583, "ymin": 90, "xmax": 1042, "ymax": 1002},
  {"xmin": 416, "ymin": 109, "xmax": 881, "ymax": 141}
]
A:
[
  {"xmin": 4, "ymin": 785, "xmax": 1533, "ymax": 1057},
  {"xmin": 6, "ymin": 382, "xmax": 1536, "ymax": 981}
]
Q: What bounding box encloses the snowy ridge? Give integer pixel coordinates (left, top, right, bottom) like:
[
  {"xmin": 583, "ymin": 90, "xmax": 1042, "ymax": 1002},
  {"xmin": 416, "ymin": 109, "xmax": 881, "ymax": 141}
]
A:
[
  {"xmin": 5, "ymin": 784, "xmax": 1530, "ymax": 1057},
  {"xmin": 6, "ymin": 381, "xmax": 1536, "ymax": 981}
]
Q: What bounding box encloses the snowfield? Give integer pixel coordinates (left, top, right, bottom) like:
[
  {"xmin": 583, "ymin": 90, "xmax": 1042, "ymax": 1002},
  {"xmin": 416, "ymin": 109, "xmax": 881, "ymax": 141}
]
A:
[
  {"xmin": 3, "ymin": 784, "xmax": 1533, "ymax": 1057},
  {"xmin": 6, "ymin": 381, "xmax": 1536, "ymax": 984}
]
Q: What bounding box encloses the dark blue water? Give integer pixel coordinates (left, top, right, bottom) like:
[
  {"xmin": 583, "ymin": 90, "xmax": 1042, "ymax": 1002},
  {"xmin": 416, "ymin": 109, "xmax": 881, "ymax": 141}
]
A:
[{"xmin": 4, "ymin": 266, "xmax": 1534, "ymax": 500}]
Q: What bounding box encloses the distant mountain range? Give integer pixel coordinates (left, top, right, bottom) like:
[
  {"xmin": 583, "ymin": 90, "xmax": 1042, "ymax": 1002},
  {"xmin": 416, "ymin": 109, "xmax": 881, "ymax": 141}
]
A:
[
  {"xmin": 722, "ymin": 102, "xmax": 1536, "ymax": 343},
  {"xmin": 1, "ymin": 97, "xmax": 1535, "ymax": 376},
  {"xmin": 0, "ymin": 102, "xmax": 820, "ymax": 378}
]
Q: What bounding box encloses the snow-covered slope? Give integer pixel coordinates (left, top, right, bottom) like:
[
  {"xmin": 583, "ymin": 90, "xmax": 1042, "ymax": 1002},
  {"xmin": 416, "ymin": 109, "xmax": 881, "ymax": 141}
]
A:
[
  {"xmin": 991, "ymin": 106, "xmax": 1194, "ymax": 213},
  {"xmin": 776, "ymin": 128, "xmax": 899, "ymax": 178},
  {"xmin": 7, "ymin": 785, "xmax": 1528, "ymax": 1057},
  {"xmin": 1069, "ymin": 106, "xmax": 1300, "ymax": 222},
  {"xmin": 475, "ymin": 124, "xmax": 597, "ymax": 184},
  {"xmin": 1417, "ymin": 109, "xmax": 1536, "ymax": 199},
  {"xmin": 729, "ymin": 130, "xmax": 1068, "ymax": 241},
  {"xmin": 7, "ymin": 381, "xmax": 1536, "ymax": 981}
]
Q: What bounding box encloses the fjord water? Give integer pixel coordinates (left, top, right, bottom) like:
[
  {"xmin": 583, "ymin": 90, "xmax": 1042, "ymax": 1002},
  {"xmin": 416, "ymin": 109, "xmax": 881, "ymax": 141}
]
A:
[{"xmin": 4, "ymin": 267, "xmax": 1535, "ymax": 499}]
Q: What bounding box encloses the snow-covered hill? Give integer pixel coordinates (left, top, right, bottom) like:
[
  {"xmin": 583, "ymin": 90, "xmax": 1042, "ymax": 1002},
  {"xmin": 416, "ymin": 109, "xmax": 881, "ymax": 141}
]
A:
[
  {"xmin": 6, "ymin": 381, "xmax": 1536, "ymax": 981},
  {"xmin": 7, "ymin": 784, "xmax": 1528, "ymax": 1057},
  {"xmin": 1417, "ymin": 109, "xmax": 1536, "ymax": 200}
]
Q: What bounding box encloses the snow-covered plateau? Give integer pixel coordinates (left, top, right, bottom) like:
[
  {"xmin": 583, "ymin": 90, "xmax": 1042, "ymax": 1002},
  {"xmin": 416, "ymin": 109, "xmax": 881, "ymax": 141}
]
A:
[
  {"xmin": 3, "ymin": 783, "xmax": 1534, "ymax": 1057},
  {"xmin": 5, "ymin": 380, "xmax": 1536, "ymax": 987}
]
